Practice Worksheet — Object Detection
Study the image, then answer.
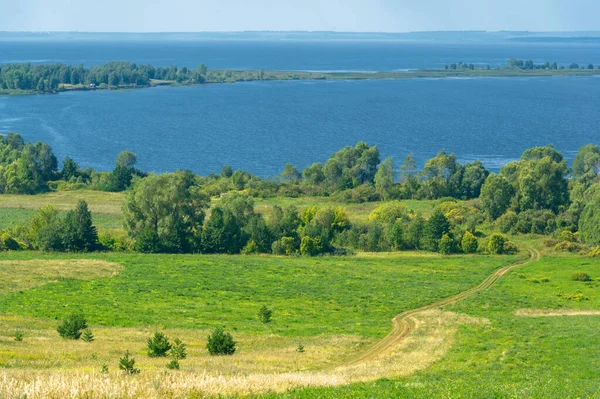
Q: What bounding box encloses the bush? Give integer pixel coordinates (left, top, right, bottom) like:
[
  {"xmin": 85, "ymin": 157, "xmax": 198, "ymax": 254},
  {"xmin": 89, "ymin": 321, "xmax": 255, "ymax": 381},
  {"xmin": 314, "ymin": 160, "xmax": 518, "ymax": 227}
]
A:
[
  {"xmin": 258, "ymin": 305, "xmax": 273, "ymax": 324},
  {"xmin": 543, "ymin": 238, "xmax": 559, "ymax": 247},
  {"xmin": 241, "ymin": 239, "xmax": 259, "ymax": 255},
  {"xmin": 98, "ymin": 231, "xmax": 132, "ymax": 252},
  {"xmin": 14, "ymin": 331, "xmax": 24, "ymax": 342},
  {"xmin": 589, "ymin": 246, "xmax": 600, "ymax": 257},
  {"xmin": 571, "ymin": 272, "xmax": 592, "ymax": 282},
  {"xmin": 554, "ymin": 241, "xmax": 583, "ymax": 253},
  {"xmin": 81, "ymin": 328, "xmax": 94, "ymax": 342},
  {"xmin": 0, "ymin": 232, "xmax": 22, "ymax": 251},
  {"xmin": 119, "ymin": 351, "xmax": 140, "ymax": 375},
  {"xmin": 496, "ymin": 211, "xmax": 518, "ymax": 234},
  {"xmin": 438, "ymin": 234, "xmax": 458, "ymax": 255},
  {"xmin": 207, "ymin": 327, "xmax": 237, "ymax": 356},
  {"xmin": 487, "ymin": 233, "xmax": 517, "ymax": 255},
  {"xmin": 147, "ymin": 332, "xmax": 172, "ymax": 357},
  {"xmin": 166, "ymin": 359, "xmax": 180, "ymax": 370},
  {"xmin": 461, "ymin": 231, "xmax": 479, "ymax": 254},
  {"xmin": 170, "ymin": 338, "xmax": 187, "ymax": 360},
  {"xmin": 57, "ymin": 312, "xmax": 88, "ymax": 340},
  {"xmin": 299, "ymin": 236, "xmax": 324, "ymax": 256}
]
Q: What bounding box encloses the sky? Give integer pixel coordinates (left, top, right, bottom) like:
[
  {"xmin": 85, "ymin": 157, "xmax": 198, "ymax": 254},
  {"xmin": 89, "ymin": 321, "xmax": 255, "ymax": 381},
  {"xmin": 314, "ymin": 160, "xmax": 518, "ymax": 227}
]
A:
[{"xmin": 3, "ymin": 0, "xmax": 599, "ymax": 32}]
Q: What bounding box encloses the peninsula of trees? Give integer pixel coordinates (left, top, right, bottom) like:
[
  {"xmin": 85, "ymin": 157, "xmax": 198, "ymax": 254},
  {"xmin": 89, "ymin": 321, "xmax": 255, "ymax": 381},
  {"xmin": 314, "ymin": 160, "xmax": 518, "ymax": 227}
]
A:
[{"xmin": 1, "ymin": 58, "xmax": 600, "ymax": 95}]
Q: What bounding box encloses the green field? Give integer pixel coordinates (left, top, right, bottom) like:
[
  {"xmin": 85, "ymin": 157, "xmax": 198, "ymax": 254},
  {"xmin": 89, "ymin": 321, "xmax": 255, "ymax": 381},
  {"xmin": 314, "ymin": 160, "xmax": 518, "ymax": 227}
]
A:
[{"xmin": 260, "ymin": 250, "xmax": 600, "ymax": 398}]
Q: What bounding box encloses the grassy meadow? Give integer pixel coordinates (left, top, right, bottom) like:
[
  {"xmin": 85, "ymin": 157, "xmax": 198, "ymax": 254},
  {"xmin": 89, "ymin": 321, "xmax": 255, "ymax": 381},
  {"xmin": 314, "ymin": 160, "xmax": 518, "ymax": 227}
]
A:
[{"xmin": 1, "ymin": 190, "xmax": 599, "ymax": 398}]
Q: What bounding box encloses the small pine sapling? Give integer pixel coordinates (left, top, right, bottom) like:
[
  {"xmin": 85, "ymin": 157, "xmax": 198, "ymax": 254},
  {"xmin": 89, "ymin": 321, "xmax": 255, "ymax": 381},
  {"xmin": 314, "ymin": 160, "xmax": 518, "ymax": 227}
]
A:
[
  {"xmin": 119, "ymin": 351, "xmax": 140, "ymax": 375},
  {"xmin": 14, "ymin": 331, "xmax": 24, "ymax": 342},
  {"xmin": 147, "ymin": 332, "xmax": 172, "ymax": 357},
  {"xmin": 258, "ymin": 305, "xmax": 273, "ymax": 324},
  {"xmin": 81, "ymin": 328, "xmax": 94, "ymax": 342}
]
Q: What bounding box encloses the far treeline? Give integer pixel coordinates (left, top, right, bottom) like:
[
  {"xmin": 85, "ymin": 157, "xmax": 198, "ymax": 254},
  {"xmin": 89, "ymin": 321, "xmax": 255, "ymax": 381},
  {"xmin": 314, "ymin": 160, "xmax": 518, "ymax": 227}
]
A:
[
  {"xmin": 1, "ymin": 132, "xmax": 600, "ymax": 257},
  {"xmin": 1, "ymin": 58, "xmax": 600, "ymax": 94}
]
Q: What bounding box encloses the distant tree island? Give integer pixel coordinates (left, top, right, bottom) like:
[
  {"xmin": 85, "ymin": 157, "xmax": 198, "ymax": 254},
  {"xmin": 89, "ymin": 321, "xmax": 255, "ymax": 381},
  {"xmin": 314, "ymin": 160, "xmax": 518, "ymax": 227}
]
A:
[{"xmin": 1, "ymin": 58, "xmax": 599, "ymax": 95}]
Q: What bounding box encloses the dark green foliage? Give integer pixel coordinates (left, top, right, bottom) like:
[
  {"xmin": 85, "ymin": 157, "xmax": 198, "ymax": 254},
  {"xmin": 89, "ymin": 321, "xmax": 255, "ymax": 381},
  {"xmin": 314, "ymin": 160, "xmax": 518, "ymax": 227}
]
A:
[
  {"xmin": 123, "ymin": 171, "xmax": 209, "ymax": 253},
  {"xmin": 296, "ymin": 344, "xmax": 305, "ymax": 353},
  {"xmin": 487, "ymin": 233, "xmax": 517, "ymax": 255},
  {"xmin": 119, "ymin": 350, "xmax": 140, "ymax": 375},
  {"xmin": 323, "ymin": 142, "xmax": 380, "ymax": 190},
  {"xmin": 572, "ymin": 144, "xmax": 600, "ymax": 183},
  {"xmin": 480, "ymin": 174, "xmax": 515, "ymax": 220},
  {"xmin": 299, "ymin": 235, "xmax": 324, "ymax": 256},
  {"xmin": 423, "ymin": 210, "xmax": 451, "ymax": 252},
  {"xmin": 206, "ymin": 327, "xmax": 237, "ymax": 356},
  {"xmin": 0, "ymin": 133, "xmax": 58, "ymax": 194},
  {"xmin": 201, "ymin": 207, "xmax": 246, "ymax": 254},
  {"xmin": 496, "ymin": 211, "xmax": 518, "ymax": 234},
  {"xmin": 166, "ymin": 359, "xmax": 180, "ymax": 370},
  {"xmin": 438, "ymin": 234, "xmax": 458, "ymax": 255},
  {"xmin": 281, "ymin": 163, "xmax": 301, "ymax": 181},
  {"xmin": 61, "ymin": 156, "xmax": 79, "ymax": 180},
  {"xmin": 14, "ymin": 331, "xmax": 24, "ymax": 342},
  {"xmin": 57, "ymin": 312, "xmax": 88, "ymax": 340},
  {"xmin": 147, "ymin": 332, "xmax": 172, "ymax": 357},
  {"xmin": 515, "ymin": 210, "xmax": 557, "ymax": 235},
  {"xmin": 258, "ymin": 305, "xmax": 273, "ymax": 324},
  {"xmin": 61, "ymin": 200, "xmax": 99, "ymax": 252},
  {"xmin": 101, "ymin": 364, "xmax": 108, "ymax": 374},
  {"xmin": 374, "ymin": 157, "xmax": 396, "ymax": 200},
  {"xmin": 81, "ymin": 328, "xmax": 94, "ymax": 342},
  {"xmin": 579, "ymin": 198, "xmax": 600, "ymax": 245},
  {"xmin": 571, "ymin": 272, "xmax": 592, "ymax": 282}
]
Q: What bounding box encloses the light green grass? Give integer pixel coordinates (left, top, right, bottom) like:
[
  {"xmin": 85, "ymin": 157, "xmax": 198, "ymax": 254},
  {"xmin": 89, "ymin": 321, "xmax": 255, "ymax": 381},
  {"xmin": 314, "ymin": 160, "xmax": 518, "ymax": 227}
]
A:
[
  {"xmin": 260, "ymin": 248, "xmax": 600, "ymax": 398},
  {"xmin": 0, "ymin": 251, "xmax": 516, "ymax": 338}
]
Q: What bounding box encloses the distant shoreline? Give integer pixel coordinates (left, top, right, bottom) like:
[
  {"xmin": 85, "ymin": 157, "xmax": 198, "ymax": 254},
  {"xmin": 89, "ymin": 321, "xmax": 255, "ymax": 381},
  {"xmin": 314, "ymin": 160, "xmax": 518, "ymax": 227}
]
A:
[{"xmin": 2, "ymin": 66, "xmax": 600, "ymax": 97}]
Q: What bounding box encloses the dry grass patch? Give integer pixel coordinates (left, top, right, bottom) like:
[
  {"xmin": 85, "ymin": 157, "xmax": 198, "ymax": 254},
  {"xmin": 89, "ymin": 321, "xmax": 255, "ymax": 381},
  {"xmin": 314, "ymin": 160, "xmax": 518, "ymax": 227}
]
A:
[
  {"xmin": 0, "ymin": 310, "xmax": 484, "ymax": 398},
  {"xmin": 0, "ymin": 260, "xmax": 122, "ymax": 294},
  {"xmin": 515, "ymin": 309, "xmax": 600, "ymax": 317}
]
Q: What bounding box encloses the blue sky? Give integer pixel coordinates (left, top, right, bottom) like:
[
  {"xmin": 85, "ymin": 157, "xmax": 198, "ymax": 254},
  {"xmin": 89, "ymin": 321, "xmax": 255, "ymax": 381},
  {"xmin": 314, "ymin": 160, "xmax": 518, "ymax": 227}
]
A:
[{"xmin": 3, "ymin": 0, "xmax": 599, "ymax": 32}]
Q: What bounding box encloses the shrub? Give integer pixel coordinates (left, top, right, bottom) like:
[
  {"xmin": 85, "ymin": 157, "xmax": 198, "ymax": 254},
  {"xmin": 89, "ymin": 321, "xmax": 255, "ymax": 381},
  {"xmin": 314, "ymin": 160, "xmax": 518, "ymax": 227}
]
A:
[
  {"xmin": 488, "ymin": 233, "xmax": 515, "ymax": 255},
  {"xmin": 461, "ymin": 231, "xmax": 479, "ymax": 254},
  {"xmin": 258, "ymin": 305, "xmax": 273, "ymax": 324},
  {"xmin": 589, "ymin": 246, "xmax": 600, "ymax": 257},
  {"xmin": 558, "ymin": 230, "xmax": 578, "ymax": 243},
  {"xmin": 119, "ymin": 351, "xmax": 140, "ymax": 375},
  {"xmin": 207, "ymin": 327, "xmax": 237, "ymax": 356},
  {"xmin": 571, "ymin": 272, "xmax": 592, "ymax": 282},
  {"xmin": 57, "ymin": 312, "xmax": 88, "ymax": 340},
  {"xmin": 543, "ymin": 238, "xmax": 559, "ymax": 248},
  {"xmin": 299, "ymin": 236, "xmax": 324, "ymax": 256},
  {"xmin": 438, "ymin": 234, "xmax": 457, "ymax": 255},
  {"xmin": 14, "ymin": 331, "xmax": 24, "ymax": 342},
  {"xmin": 81, "ymin": 328, "xmax": 94, "ymax": 342},
  {"xmin": 170, "ymin": 338, "xmax": 187, "ymax": 360},
  {"xmin": 98, "ymin": 231, "xmax": 132, "ymax": 252},
  {"xmin": 0, "ymin": 233, "xmax": 21, "ymax": 251},
  {"xmin": 496, "ymin": 211, "xmax": 518, "ymax": 234},
  {"xmin": 147, "ymin": 332, "xmax": 172, "ymax": 357},
  {"xmin": 166, "ymin": 359, "xmax": 180, "ymax": 370},
  {"xmin": 554, "ymin": 241, "xmax": 583, "ymax": 253},
  {"xmin": 101, "ymin": 364, "xmax": 108, "ymax": 374},
  {"xmin": 241, "ymin": 239, "xmax": 259, "ymax": 255},
  {"xmin": 296, "ymin": 343, "xmax": 305, "ymax": 353}
]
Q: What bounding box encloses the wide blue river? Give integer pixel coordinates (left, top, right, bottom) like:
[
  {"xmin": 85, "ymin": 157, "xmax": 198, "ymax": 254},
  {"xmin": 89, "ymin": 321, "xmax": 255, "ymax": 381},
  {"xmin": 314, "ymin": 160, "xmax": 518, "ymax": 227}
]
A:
[{"xmin": 1, "ymin": 37, "xmax": 599, "ymax": 175}]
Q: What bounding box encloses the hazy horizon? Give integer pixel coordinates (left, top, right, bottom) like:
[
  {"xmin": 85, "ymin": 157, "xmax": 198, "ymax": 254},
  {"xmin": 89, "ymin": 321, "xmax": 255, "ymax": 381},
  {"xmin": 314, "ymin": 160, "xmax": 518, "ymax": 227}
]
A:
[{"xmin": 3, "ymin": 0, "xmax": 599, "ymax": 33}]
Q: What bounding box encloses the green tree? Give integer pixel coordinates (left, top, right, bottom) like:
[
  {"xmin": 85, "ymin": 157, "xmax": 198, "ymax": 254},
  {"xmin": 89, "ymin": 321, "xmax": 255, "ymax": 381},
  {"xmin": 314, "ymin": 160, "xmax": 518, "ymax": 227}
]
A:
[
  {"xmin": 281, "ymin": 163, "xmax": 301, "ymax": 182},
  {"xmin": 480, "ymin": 173, "xmax": 515, "ymax": 220},
  {"xmin": 61, "ymin": 156, "xmax": 79, "ymax": 180},
  {"xmin": 207, "ymin": 327, "xmax": 237, "ymax": 356},
  {"xmin": 147, "ymin": 332, "xmax": 172, "ymax": 357},
  {"xmin": 572, "ymin": 144, "xmax": 600, "ymax": 183},
  {"xmin": 123, "ymin": 171, "xmax": 209, "ymax": 253},
  {"xmin": 374, "ymin": 157, "xmax": 396, "ymax": 200},
  {"xmin": 115, "ymin": 149, "xmax": 137, "ymax": 169},
  {"xmin": 460, "ymin": 160, "xmax": 489, "ymax": 199},
  {"xmin": 61, "ymin": 200, "xmax": 99, "ymax": 252},
  {"xmin": 57, "ymin": 312, "xmax": 87, "ymax": 340},
  {"xmin": 201, "ymin": 207, "xmax": 245, "ymax": 254},
  {"xmin": 579, "ymin": 198, "xmax": 600, "ymax": 245},
  {"xmin": 461, "ymin": 231, "xmax": 479, "ymax": 253},
  {"xmin": 438, "ymin": 234, "xmax": 457, "ymax": 255},
  {"xmin": 302, "ymin": 163, "xmax": 325, "ymax": 185},
  {"xmin": 423, "ymin": 209, "xmax": 451, "ymax": 252}
]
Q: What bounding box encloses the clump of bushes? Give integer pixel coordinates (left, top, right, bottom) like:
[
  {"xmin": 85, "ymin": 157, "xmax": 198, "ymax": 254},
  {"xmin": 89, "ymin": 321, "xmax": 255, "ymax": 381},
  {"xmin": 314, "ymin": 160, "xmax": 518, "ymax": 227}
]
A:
[
  {"xmin": 57, "ymin": 312, "xmax": 88, "ymax": 340},
  {"xmin": 554, "ymin": 241, "xmax": 583, "ymax": 253},
  {"xmin": 461, "ymin": 231, "xmax": 479, "ymax": 254},
  {"xmin": 207, "ymin": 327, "xmax": 237, "ymax": 356},
  {"xmin": 571, "ymin": 272, "xmax": 592, "ymax": 282},
  {"xmin": 487, "ymin": 233, "xmax": 518, "ymax": 255}
]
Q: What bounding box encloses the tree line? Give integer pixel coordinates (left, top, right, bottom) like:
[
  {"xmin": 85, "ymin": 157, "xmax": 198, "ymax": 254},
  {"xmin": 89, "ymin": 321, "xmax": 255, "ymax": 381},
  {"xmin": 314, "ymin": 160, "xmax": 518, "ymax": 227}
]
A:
[
  {"xmin": 0, "ymin": 62, "xmax": 210, "ymax": 92},
  {"xmin": 445, "ymin": 58, "xmax": 599, "ymax": 71},
  {"xmin": 1, "ymin": 133, "xmax": 600, "ymax": 254}
]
